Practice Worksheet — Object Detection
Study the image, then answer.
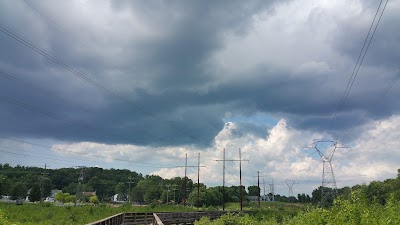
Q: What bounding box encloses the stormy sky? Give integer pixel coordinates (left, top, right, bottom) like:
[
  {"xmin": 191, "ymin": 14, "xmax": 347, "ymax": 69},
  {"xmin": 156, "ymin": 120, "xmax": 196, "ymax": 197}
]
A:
[{"xmin": 0, "ymin": 0, "xmax": 399, "ymax": 195}]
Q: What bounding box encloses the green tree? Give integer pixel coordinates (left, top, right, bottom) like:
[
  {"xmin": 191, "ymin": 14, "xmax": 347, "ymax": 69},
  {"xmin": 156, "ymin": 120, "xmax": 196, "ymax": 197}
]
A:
[
  {"xmin": 144, "ymin": 185, "xmax": 160, "ymax": 203},
  {"xmin": 366, "ymin": 181, "xmax": 392, "ymax": 205},
  {"xmin": 28, "ymin": 183, "xmax": 41, "ymax": 202},
  {"xmin": 55, "ymin": 192, "xmax": 69, "ymax": 203},
  {"xmin": 115, "ymin": 182, "xmax": 127, "ymax": 201},
  {"xmin": 62, "ymin": 183, "xmax": 77, "ymax": 195},
  {"xmin": 40, "ymin": 177, "xmax": 53, "ymax": 197},
  {"xmin": 66, "ymin": 194, "xmax": 76, "ymax": 203},
  {"xmin": 10, "ymin": 182, "xmax": 27, "ymax": 200},
  {"xmin": 89, "ymin": 195, "xmax": 99, "ymax": 204},
  {"xmin": 248, "ymin": 185, "xmax": 260, "ymax": 196}
]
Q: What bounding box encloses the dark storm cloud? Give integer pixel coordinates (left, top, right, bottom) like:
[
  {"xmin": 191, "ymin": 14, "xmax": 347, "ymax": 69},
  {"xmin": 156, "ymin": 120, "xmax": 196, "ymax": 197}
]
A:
[
  {"xmin": 0, "ymin": 0, "xmax": 278, "ymax": 146},
  {"xmin": 0, "ymin": 0, "xmax": 399, "ymax": 147}
]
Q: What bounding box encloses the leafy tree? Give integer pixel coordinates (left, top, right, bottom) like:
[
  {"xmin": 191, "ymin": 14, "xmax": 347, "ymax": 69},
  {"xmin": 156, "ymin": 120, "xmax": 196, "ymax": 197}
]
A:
[
  {"xmin": 366, "ymin": 181, "xmax": 392, "ymax": 205},
  {"xmin": 63, "ymin": 183, "xmax": 77, "ymax": 195},
  {"xmin": 55, "ymin": 192, "xmax": 69, "ymax": 203},
  {"xmin": 40, "ymin": 177, "xmax": 53, "ymax": 197},
  {"xmin": 0, "ymin": 175, "xmax": 7, "ymax": 195},
  {"xmin": 115, "ymin": 182, "xmax": 127, "ymax": 201},
  {"xmin": 89, "ymin": 195, "xmax": 99, "ymax": 204},
  {"xmin": 10, "ymin": 182, "xmax": 27, "ymax": 200},
  {"xmin": 28, "ymin": 182, "xmax": 41, "ymax": 202},
  {"xmin": 132, "ymin": 179, "xmax": 161, "ymax": 203},
  {"xmin": 144, "ymin": 185, "xmax": 160, "ymax": 203},
  {"xmin": 248, "ymin": 185, "xmax": 260, "ymax": 196},
  {"xmin": 66, "ymin": 194, "xmax": 76, "ymax": 203}
]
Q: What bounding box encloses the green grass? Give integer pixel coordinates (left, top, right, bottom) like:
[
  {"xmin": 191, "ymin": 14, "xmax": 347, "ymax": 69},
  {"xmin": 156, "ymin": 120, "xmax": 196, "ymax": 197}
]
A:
[
  {"xmin": 223, "ymin": 201, "xmax": 304, "ymax": 223},
  {"xmin": 0, "ymin": 201, "xmax": 306, "ymax": 224},
  {"xmin": 0, "ymin": 202, "xmax": 198, "ymax": 225}
]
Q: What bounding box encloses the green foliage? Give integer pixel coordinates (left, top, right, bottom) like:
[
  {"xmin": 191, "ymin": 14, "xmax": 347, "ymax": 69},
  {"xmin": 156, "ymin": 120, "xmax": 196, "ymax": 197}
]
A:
[
  {"xmin": 115, "ymin": 182, "xmax": 127, "ymax": 201},
  {"xmin": 285, "ymin": 190, "xmax": 400, "ymax": 225},
  {"xmin": 28, "ymin": 183, "xmax": 41, "ymax": 202},
  {"xmin": 248, "ymin": 185, "xmax": 260, "ymax": 196},
  {"xmin": 195, "ymin": 213, "xmax": 280, "ymax": 225},
  {"xmin": 195, "ymin": 191, "xmax": 400, "ymax": 225},
  {"xmin": 39, "ymin": 177, "xmax": 53, "ymax": 197},
  {"xmin": 0, "ymin": 202, "xmax": 196, "ymax": 225},
  {"xmin": 89, "ymin": 196, "xmax": 99, "ymax": 205},
  {"xmin": 55, "ymin": 192, "xmax": 75, "ymax": 203},
  {"xmin": 10, "ymin": 182, "xmax": 27, "ymax": 200},
  {"xmin": 65, "ymin": 194, "xmax": 76, "ymax": 203}
]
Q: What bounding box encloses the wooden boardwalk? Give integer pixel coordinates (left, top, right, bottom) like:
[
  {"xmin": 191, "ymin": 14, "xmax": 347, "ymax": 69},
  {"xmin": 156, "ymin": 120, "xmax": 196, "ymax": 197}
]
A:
[{"xmin": 86, "ymin": 211, "xmax": 248, "ymax": 225}]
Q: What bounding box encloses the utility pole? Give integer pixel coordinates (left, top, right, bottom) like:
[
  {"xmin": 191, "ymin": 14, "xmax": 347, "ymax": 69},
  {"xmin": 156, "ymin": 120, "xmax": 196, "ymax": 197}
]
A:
[
  {"xmin": 166, "ymin": 184, "xmax": 171, "ymax": 204},
  {"xmin": 257, "ymin": 171, "xmax": 260, "ymax": 207},
  {"xmin": 75, "ymin": 167, "xmax": 84, "ymax": 207},
  {"xmin": 172, "ymin": 185, "xmax": 178, "ymax": 204},
  {"xmin": 184, "ymin": 153, "xmax": 187, "ymax": 207},
  {"xmin": 215, "ymin": 148, "xmax": 249, "ymax": 211},
  {"xmin": 304, "ymin": 139, "xmax": 349, "ymax": 207},
  {"xmin": 197, "ymin": 152, "xmax": 200, "ymax": 208},
  {"xmin": 127, "ymin": 176, "xmax": 134, "ymax": 203},
  {"xmin": 263, "ymin": 177, "xmax": 266, "ymax": 201},
  {"xmin": 223, "ymin": 148, "xmax": 225, "ymax": 210},
  {"xmin": 40, "ymin": 164, "xmax": 49, "ymax": 202},
  {"xmin": 178, "ymin": 154, "xmax": 204, "ymax": 207},
  {"xmin": 269, "ymin": 179, "xmax": 275, "ymax": 202},
  {"xmin": 239, "ymin": 148, "xmax": 243, "ymax": 210}
]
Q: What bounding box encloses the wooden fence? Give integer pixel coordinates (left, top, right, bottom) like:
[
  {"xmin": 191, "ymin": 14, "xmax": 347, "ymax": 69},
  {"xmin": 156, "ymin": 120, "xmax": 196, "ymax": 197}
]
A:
[{"xmin": 87, "ymin": 211, "xmax": 248, "ymax": 225}]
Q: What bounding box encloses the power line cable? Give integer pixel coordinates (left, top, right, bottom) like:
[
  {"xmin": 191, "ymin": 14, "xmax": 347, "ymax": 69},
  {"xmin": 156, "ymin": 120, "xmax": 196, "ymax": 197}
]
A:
[
  {"xmin": 0, "ymin": 136, "xmax": 175, "ymax": 168},
  {"xmin": 0, "ymin": 70, "xmax": 172, "ymax": 143},
  {"xmin": 334, "ymin": 69, "xmax": 400, "ymax": 162},
  {"xmin": 0, "ymin": 95, "xmax": 135, "ymax": 142},
  {"xmin": 327, "ymin": 0, "xmax": 388, "ymax": 136},
  {"xmin": 0, "ymin": 23, "xmax": 204, "ymax": 145},
  {"xmin": 0, "ymin": 70, "xmax": 114, "ymax": 121}
]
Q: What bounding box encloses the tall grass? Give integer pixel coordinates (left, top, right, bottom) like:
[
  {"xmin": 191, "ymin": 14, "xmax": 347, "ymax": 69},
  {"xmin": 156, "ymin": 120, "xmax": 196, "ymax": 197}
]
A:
[{"xmin": 0, "ymin": 202, "xmax": 198, "ymax": 225}]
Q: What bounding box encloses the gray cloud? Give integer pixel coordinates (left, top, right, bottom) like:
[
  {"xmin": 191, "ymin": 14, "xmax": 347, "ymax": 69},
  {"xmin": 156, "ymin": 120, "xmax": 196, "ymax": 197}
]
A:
[{"xmin": 0, "ymin": 0, "xmax": 399, "ymax": 149}]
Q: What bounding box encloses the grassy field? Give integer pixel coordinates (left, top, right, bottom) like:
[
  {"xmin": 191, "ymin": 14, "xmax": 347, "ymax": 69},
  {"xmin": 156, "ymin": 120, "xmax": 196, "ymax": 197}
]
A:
[
  {"xmin": 224, "ymin": 201, "xmax": 305, "ymax": 223},
  {"xmin": 0, "ymin": 202, "xmax": 195, "ymax": 225},
  {"xmin": 0, "ymin": 201, "xmax": 304, "ymax": 225}
]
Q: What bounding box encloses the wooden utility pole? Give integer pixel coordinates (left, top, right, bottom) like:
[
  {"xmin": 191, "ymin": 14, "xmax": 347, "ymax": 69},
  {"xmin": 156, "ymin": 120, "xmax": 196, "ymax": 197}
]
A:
[
  {"xmin": 75, "ymin": 167, "xmax": 84, "ymax": 207},
  {"xmin": 184, "ymin": 153, "xmax": 187, "ymax": 207},
  {"xmin": 197, "ymin": 153, "xmax": 200, "ymax": 208},
  {"xmin": 127, "ymin": 176, "xmax": 134, "ymax": 203},
  {"xmin": 257, "ymin": 171, "xmax": 260, "ymax": 207},
  {"xmin": 215, "ymin": 148, "xmax": 249, "ymax": 211},
  {"xmin": 178, "ymin": 153, "xmax": 205, "ymax": 207},
  {"xmin": 40, "ymin": 164, "xmax": 49, "ymax": 202}
]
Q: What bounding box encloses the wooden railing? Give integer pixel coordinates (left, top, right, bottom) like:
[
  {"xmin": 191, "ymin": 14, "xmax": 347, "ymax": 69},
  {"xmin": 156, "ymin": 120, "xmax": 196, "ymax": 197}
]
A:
[
  {"xmin": 86, "ymin": 212, "xmax": 153, "ymax": 225},
  {"xmin": 87, "ymin": 210, "xmax": 248, "ymax": 225}
]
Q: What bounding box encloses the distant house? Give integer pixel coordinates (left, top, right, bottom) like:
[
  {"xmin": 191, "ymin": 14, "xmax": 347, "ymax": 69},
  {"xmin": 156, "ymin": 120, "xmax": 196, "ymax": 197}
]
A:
[
  {"xmin": 44, "ymin": 197, "xmax": 55, "ymax": 202},
  {"xmin": 82, "ymin": 191, "xmax": 96, "ymax": 197},
  {"xmin": 50, "ymin": 190, "xmax": 62, "ymax": 198},
  {"xmin": 1, "ymin": 195, "xmax": 11, "ymax": 200},
  {"xmin": 25, "ymin": 189, "xmax": 31, "ymax": 201},
  {"xmin": 112, "ymin": 194, "xmax": 129, "ymax": 203}
]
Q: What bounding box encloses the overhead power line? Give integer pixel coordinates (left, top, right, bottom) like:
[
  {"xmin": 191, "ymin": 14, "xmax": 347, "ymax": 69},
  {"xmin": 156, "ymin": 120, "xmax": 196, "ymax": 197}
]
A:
[
  {"xmin": 0, "ymin": 136, "xmax": 175, "ymax": 168},
  {"xmin": 0, "ymin": 70, "xmax": 172, "ymax": 144},
  {"xmin": 0, "ymin": 95, "xmax": 134, "ymax": 142},
  {"xmin": 327, "ymin": 0, "xmax": 388, "ymax": 135},
  {"xmin": 0, "ymin": 70, "xmax": 113, "ymax": 121},
  {"xmin": 0, "ymin": 24, "xmax": 202, "ymax": 145}
]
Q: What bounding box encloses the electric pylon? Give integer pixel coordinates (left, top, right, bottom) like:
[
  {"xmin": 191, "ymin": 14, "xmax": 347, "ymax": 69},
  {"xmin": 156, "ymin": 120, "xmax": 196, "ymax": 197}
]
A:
[
  {"xmin": 285, "ymin": 180, "xmax": 295, "ymax": 202},
  {"xmin": 304, "ymin": 139, "xmax": 349, "ymax": 207}
]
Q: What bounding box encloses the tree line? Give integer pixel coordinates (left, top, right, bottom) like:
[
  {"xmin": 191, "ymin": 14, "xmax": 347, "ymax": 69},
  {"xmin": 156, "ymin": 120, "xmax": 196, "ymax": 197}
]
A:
[
  {"xmin": 1, "ymin": 164, "xmax": 398, "ymax": 207},
  {"xmin": 0, "ymin": 164, "xmax": 309, "ymax": 206}
]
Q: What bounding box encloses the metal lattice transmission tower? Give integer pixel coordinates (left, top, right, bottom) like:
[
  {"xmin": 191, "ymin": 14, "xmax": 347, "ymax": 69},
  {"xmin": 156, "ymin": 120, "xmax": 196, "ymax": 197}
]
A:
[
  {"xmin": 286, "ymin": 180, "xmax": 295, "ymax": 202},
  {"xmin": 305, "ymin": 139, "xmax": 349, "ymax": 206}
]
